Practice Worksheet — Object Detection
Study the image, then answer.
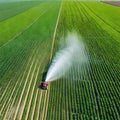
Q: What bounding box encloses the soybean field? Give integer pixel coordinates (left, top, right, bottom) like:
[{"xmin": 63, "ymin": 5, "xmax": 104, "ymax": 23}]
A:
[{"xmin": 0, "ymin": 0, "xmax": 120, "ymax": 120}]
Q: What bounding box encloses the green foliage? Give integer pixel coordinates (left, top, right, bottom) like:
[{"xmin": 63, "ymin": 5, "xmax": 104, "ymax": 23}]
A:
[
  {"xmin": 0, "ymin": 1, "xmax": 60, "ymax": 120},
  {"xmin": 0, "ymin": 1, "xmax": 119, "ymax": 120},
  {"xmin": 47, "ymin": 1, "xmax": 120, "ymax": 120},
  {"xmin": 0, "ymin": 1, "xmax": 42, "ymax": 22},
  {"xmin": 0, "ymin": 1, "xmax": 52, "ymax": 46}
]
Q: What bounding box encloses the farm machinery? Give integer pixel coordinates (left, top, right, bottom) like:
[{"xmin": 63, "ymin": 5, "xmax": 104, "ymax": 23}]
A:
[
  {"xmin": 40, "ymin": 82, "xmax": 48, "ymax": 90},
  {"xmin": 40, "ymin": 71, "xmax": 48, "ymax": 90}
]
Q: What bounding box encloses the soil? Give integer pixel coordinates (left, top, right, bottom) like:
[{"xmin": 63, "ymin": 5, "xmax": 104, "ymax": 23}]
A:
[{"xmin": 102, "ymin": 1, "xmax": 120, "ymax": 7}]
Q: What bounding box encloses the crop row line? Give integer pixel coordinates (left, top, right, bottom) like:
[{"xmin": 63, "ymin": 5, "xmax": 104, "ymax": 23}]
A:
[{"xmin": 0, "ymin": 5, "xmax": 52, "ymax": 49}]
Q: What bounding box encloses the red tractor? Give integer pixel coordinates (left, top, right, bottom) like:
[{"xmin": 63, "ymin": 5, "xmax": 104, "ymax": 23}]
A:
[{"xmin": 40, "ymin": 82, "xmax": 48, "ymax": 90}]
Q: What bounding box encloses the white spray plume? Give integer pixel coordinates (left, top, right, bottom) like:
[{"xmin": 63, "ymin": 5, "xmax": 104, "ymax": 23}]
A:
[{"xmin": 45, "ymin": 33, "xmax": 88, "ymax": 82}]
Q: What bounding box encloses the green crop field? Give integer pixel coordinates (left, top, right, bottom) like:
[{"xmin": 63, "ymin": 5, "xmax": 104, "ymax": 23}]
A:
[{"xmin": 0, "ymin": 0, "xmax": 120, "ymax": 120}]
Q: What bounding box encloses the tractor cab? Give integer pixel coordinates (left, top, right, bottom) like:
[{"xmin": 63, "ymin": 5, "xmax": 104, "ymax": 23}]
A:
[
  {"xmin": 40, "ymin": 71, "xmax": 48, "ymax": 90},
  {"xmin": 40, "ymin": 82, "xmax": 48, "ymax": 90}
]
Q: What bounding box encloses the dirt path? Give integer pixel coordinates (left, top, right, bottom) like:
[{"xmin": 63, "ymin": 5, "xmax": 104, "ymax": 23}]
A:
[
  {"xmin": 102, "ymin": 1, "xmax": 120, "ymax": 7},
  {"xmin": 39, "ymin": 2, "xmax": 63, "ymax": 120},
  {"xmin": 50, "ymin": 2, "xmax": 62, "ymax": 61},
  {"xmin": 40, "ymin": 3, "xmax": 62, "ymax": 120}
]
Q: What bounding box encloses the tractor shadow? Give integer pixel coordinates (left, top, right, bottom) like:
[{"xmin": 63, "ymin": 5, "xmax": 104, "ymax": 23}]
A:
[
  {"xmin": 39, "ymin": 62, "xmax": 51, "ymax": 89},
  {"xmin": 42, "ymin": 71, "xmax": 47, "ymax": 82},
  {"xmin": 39, "ymin": 72, "xmax": 47, "ymax": 88}
]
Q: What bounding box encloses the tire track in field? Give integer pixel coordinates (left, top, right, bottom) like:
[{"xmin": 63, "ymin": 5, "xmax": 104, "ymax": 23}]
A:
[
  {"xmin": 34, "ymin": 4, "xmax": 62, "ymax": 115},
  {"xmin": 35, "ymin": 91, "xmax": 43, "ymax": 120},
  {"xmin": 13, "ymin": 56, "xmax": 35, "ymax": 120},
  {"xmin": 42, "ymin": 84, "xmax": 51, "ymax": 120},
  {"xmin": 32, "ymin": 2, "xmax": 62, "ymax": 119},
  {"xmin": 50, "ymin": 1, "xmax": 62, "ymax": 61},
  {"xmin": 23, "ymin": 60, "xmax": 41, "ymax": 120},
  {"xmin": 35, "ymin": 55, "xmax": 49, "ymax": 120},
  {"xmin": 18, "ymin": 57, "xmax": 38, "ymax": 120},
  {"xmin": 3, "ymin": 79, "xmax": 26, "ymax": 119},
  {"xmin": 0, "ymin": 39, "xmax": 40, "ymax": 101},
  {"xmin": 2, "ymin": 2, "xmax": 61, "ymax": 119},
  {"xmin": 0, "ymin": 6, "xmax": 52, "ymax": 49},
  {"xmin": 40, "ymin": 90, "xmax": 47, "ymax": 120},
  {"xmin": 28, "ymin": 52, "xmax": 47, "ymax": 120},
  {"xmin": 2, "ymin": 43, "xmax": 38, "ymax": 120},
  {"xmin": 37, "ymin": 61, "xmax": 51, "ymax": 119},
  {"xmin": 24, "ymin": 47, "xmax": 48, "ymax": 120},
  {"xmin": 13, "ymin": 40, "xmax": 44, "ymax": 120},
  {"xmin": 40, "ymin": 2, "xmax": 62, "ymax": 120},
  {"xmin": 22, "ymin": 39, "xmax": 49, "ymax": 120},
  {"xmin": 30, "ymin": 89, "xmax": 38, "ymax": 120},
  {"xmin": 0, "ymin": 5, "xmax": 52, "ymax": 118},
  {"xmin": 38, "ymin": 51, "xmax": 50, "ymax": 120},
  {"xmin": 0, "ymin": 42, "xmax": 38, "ymax": 117},
  {"xmin": 37, "ymin": 44, "xmax": 48, "ymax": 120},
  {"xmin": 14, "ymin": 39, "xmax": 47, "ymax": 120}
]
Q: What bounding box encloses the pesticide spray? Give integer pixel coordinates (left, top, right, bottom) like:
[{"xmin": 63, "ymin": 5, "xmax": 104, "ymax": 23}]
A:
[{"xmin": 45, "ymin": 33, "xmax": 88, "ymax": 82}]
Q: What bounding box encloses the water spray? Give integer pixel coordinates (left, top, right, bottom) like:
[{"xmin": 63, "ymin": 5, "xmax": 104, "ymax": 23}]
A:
[{"xmin": 40, "ymin": 33, "xmax": 88, "ymax": 90}]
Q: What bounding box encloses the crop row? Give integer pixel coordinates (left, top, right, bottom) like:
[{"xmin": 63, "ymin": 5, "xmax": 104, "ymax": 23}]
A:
[
  {"xmin": 0, "ymin": 1, "xmax": 42, "ymax": 22},
  {"xmin": 0, "ymin": 1, "xmax": 52, "ymax": 46},
  {"xmin": 0, "ymin": 1, "xmax": 119, "ymax": 120},
  {"xmin": 46, "ymin": 1, "xmax": 120, "ymax": 120},
  {"xmin": 0, "ymin": 1, "xmax": 61, "ymax": 120}
]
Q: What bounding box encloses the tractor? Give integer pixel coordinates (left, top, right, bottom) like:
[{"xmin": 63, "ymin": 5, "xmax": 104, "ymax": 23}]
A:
[{"xmin": 40, "ymin": 82, "xmax": 48, "ymax": 90}]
